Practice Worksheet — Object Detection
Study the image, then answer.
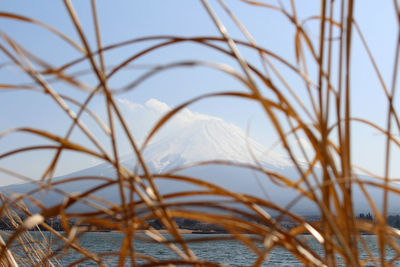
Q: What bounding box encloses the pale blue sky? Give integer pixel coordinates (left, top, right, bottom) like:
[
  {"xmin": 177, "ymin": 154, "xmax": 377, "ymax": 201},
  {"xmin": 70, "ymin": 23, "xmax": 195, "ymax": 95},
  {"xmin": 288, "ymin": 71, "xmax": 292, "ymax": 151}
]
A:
[{"xmin": 0, "ymin": 1, "xmax": 399, "ymax": 185}]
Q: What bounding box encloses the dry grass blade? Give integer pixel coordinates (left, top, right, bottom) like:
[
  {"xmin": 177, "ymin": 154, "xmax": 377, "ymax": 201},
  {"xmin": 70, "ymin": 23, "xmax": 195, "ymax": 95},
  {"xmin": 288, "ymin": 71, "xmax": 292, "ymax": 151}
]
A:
[
  {"xmin": 0, "ymin": 128, "xmax": 108, "ymax": 161},
  {"xmin": 0, "ymin": 12, "xmax": 84, "ymax": 52}
]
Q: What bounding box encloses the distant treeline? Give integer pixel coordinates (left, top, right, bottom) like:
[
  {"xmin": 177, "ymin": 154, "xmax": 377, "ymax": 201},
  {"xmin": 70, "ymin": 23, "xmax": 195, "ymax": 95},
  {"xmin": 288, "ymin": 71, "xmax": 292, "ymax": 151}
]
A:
[
  {"xmin": 0, "ymin": 215, "xmax": 227, "ymax": 232},
  {"xmin": 357, "ymin": 212, "xmax": 400, "ymax": 229},
  {"xmin": 148, "ymin": 218, "xmax": 227, "ymax": 233},
  {"xmin": 2, "ymin": 213, "xmax": 400, "ymax": 232}
]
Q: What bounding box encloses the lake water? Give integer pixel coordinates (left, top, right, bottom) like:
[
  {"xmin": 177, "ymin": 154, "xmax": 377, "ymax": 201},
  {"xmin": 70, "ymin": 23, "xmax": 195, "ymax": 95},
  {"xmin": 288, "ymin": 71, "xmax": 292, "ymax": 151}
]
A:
[{"xmin": 24, "ymin": 232, "xmax": 400, "ymax": 266}]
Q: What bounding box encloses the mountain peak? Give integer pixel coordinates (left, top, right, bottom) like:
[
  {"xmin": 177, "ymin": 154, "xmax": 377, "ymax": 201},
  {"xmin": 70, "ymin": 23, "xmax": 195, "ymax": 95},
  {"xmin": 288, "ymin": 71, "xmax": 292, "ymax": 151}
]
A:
[{"xmin": 118, "ymin": 98, "xmax": 291, "ymax": 172}]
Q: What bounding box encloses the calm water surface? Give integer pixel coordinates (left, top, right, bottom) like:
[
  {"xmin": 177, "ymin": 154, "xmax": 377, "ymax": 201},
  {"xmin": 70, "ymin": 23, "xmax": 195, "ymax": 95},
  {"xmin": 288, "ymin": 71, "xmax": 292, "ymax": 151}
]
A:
[{"xmin": 28, "ymin": 232, "xmax": 400, "ymax": 266}]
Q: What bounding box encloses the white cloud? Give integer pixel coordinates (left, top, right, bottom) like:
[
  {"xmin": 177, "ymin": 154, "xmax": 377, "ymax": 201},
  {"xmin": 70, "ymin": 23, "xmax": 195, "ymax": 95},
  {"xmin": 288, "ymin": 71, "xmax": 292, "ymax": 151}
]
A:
[
  {"xmin": 117, "ymin": 98, "xmax": 143, "ymax": 111},
  {"xmin": 145, "ymin": 98, "xmax": 171, "ymax": 114},
  {"xmin": 118, "ymin": 97, "xmax": 221, "ymax": 131}
]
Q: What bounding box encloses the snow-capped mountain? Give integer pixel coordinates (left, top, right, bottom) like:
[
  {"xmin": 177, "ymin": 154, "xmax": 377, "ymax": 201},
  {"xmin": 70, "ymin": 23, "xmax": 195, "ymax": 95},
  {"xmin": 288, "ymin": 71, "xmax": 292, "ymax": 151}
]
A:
[{"xmin": 123, "ymin": 99, "xmax": 291, "ymax": 172}]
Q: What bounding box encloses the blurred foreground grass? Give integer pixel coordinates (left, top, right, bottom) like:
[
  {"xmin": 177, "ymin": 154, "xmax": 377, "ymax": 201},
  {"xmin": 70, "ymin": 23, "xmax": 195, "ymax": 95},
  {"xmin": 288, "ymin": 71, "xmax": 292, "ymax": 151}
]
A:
[{"xmin": 1, "ymin": 1, "xmax": 400, "ymax": 266}]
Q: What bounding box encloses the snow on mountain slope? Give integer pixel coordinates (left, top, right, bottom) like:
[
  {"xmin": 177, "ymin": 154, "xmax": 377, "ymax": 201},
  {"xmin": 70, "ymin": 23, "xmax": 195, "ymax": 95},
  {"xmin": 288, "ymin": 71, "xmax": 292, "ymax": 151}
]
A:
[{"xmin": 120, "ymin": 98, "xmax": 292, "ymax": 172}]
